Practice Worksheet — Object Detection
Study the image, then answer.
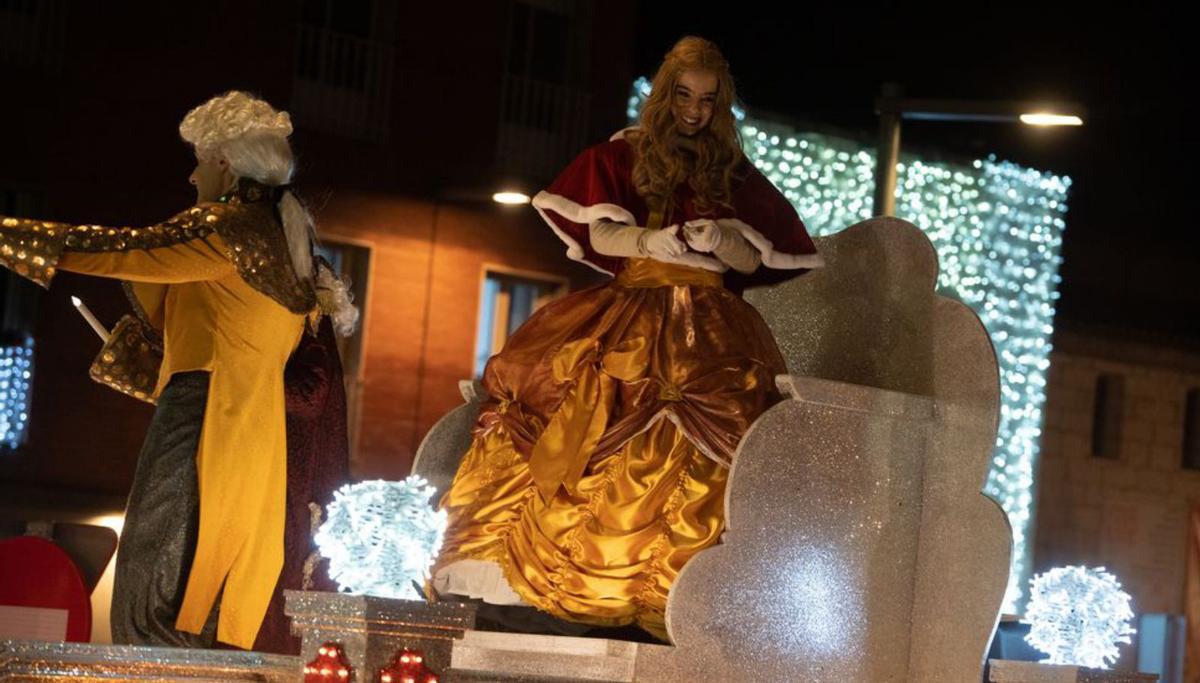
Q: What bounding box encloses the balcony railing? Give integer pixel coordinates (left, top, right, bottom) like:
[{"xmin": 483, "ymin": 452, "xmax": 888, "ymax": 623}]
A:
[
  {"xmin": 496, "ymin": 74, "xmax": 591, "ymax": 182},
  {"xmin": 0, "ymin": 0, "xmax": 65, "ymax": 71},
  {"xmin": 291, "ymin": 24, "xmax": 394, "ymax": 141}
]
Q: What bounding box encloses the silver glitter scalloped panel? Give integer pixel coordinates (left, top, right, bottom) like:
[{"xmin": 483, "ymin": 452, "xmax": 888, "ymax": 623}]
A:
[
  {"xmin": 634, "ymin": 218, "xmax": 1010, "ymax": 682},
  {"xmin": 0, "ymin": 639, "xmax": 299, "ymax": 681},
  {"xmin": 746, "ymin": 217, "xmax": 942, "ymax": 397},
  {"xmin": 285, "ymin": 590, "xmax": 476, "ymax": 679},
  {"xmin": 988, "ymin": 659, "xmax": 1160, "ymax": 682},
  {"xmin": 412, "ymin": 380, "xmax": 486, "ymax": 500}
]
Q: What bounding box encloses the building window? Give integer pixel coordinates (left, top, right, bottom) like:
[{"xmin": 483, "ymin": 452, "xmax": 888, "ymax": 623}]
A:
[
  {"xmin": 0, "ymin": 0, "xmax": 65, "ymax": 71},
  {"xmin": 1091, "ymin": 374, "xmax": 1124, "ymax": 459},
  {"xmin": 0, "ymin": 186, "xmax": 44, "ymax": 449},
  {"xmin": 473, "ymin": 269, "xmax": 565, "ymax": 377},
  {"xmin": 315, "ymin": 240, "xmax": 371, "ymax": 460},
  {"xmin": 1184, "ymin": 389, "xmax": 1200, "ymax": 470},
  {"xmin": 292, "ymin": 0, "xmax": 394, "ymax": 140},
  {"xmin": 497, "ymin": 0, "xmax": 592, "ymax": 181},
  {"xmin": 301, "ymin": 0, "xmax": 375, "ymax": 41},
  {"xmin": 506, "ymin": 0, "xmax": 572, "ymax": 85}
]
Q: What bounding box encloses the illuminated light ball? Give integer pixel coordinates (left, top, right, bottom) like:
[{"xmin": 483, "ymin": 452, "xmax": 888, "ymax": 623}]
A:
[
  {"xmin": 315, "ymin": 477, "xmax": 447, "ymax": 600},
  {"xmin": 1023, "ymin": 566, "xmax": 1136, "ymax": 669}
]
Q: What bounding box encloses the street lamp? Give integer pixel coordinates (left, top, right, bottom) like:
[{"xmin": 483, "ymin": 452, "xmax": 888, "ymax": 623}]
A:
[
  {"xmin": 492, "ymin": 191, "xmax": 531, "ymax": 205},
  {"xmin": 873, "ymin": 83, "xmax": 1084, "ymax": 216}
]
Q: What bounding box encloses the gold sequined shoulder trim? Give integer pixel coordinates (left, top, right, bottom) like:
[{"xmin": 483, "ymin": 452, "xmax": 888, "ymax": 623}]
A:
[
  {"xmin": 0, "ymin": 216, "xmax": 68, "ymax": 285},
  {"xmin": 2, "ymin": 202, "xmax": 316, "ymax": 313},
  {"xmin": 64, "ymin": 204, "xmax": 224, "ymax": 252},
  {"xmin": 0, "ymin": 205, "xmax": 231, "ymax": 286},
  {"xmin": 209, "ymin": 201, "xmax": 316, "ymax": 314}
]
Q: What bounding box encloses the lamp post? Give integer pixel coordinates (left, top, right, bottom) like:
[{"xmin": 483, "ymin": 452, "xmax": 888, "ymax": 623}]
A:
[{"xmin": 872, "ymin": 83, "xmax": 1084, "ymax": 216}]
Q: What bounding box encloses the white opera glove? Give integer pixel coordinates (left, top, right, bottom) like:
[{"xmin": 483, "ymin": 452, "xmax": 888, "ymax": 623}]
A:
[
  {"xmin": 688, "ymin": 218, "xmax": 762, "ymax": 273},
  {"xmin": 681, "ymin": 218, "xmax": 723, "ymax": 253},
  {"xmin": 639, "ymin": 224, "xmax": 686, "ymax": 259}
]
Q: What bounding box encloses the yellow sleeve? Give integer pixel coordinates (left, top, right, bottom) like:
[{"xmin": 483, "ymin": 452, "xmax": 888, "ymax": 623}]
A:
[
  {"xmin": 57, "ymin": 234, "xmax": 236, "ymax": 283},
  {"xmin": 1, "ymin": 204, "xmax": 241, "ymax": 287},
  {"xmin": 4, "ymin": 202, "xmax": 315, "ymax": 314}
]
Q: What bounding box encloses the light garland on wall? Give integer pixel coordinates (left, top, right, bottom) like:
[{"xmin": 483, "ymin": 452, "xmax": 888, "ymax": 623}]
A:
[{"xmin": 1, "ymin": 339, "xmax": 34, "ymax": 449}]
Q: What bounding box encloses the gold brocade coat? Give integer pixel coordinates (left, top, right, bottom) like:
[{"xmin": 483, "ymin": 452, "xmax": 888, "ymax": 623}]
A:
[{"xmin": 0, "ymin": 181, "xmax": 315, "ymax": 649}]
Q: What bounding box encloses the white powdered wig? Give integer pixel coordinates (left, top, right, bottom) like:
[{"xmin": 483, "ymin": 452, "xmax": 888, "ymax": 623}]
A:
[
  {"xmin": 315, "ymin": 261, "xmax": 360, "ymax": 337},
  {"xmin": 179, "ymin": 91, "xmax": 314, "ymax": 281},
  {"xmin": 179, "ymin": 91, "xmax": 294, "ymax": 173}
]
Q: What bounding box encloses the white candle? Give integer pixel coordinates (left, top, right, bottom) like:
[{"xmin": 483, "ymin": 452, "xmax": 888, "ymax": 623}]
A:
[{"xmin": 71, "ymin": 296, "xmax": 110, "ymax": 342}]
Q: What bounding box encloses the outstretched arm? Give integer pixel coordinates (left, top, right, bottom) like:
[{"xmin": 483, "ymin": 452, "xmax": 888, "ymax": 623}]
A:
[{"xmin": 0, "ymin": 204, "xmax": 239, "ymax": 286}]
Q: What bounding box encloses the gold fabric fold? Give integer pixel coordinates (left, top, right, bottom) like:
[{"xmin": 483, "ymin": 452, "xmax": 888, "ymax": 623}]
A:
[
  {"xmin": 614, "ymin": 258, "xmax": 722, "ymax": 289},
  {"xmin": 436, "ymin": 257, "xmax": 787, "ymax": 638},
  {"xmin": 529, "ymin": 335, "xmax": 654, "ymax": 500},
  {"xmin": 528, "ymin": 339, "xmax": 610, "ymax": 500}
]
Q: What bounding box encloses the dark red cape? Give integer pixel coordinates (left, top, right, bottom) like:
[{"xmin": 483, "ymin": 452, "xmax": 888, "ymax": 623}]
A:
[
  {"xmin": 252, "ymin": 316, "xmax": 350, "ymax": 654},
  {"xmin": 532, "ymin": 135, "xmax": 820, "ymax": 291}
]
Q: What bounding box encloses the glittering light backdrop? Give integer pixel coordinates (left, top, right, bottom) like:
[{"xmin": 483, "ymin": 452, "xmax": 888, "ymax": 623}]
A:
[
  {"xmin": 629, "ymin": 79, "xmax": 1070, "ymax": 611},
  {"xmin": 1, "ymin": 339, "xmax": 34, "ymax": 448}
]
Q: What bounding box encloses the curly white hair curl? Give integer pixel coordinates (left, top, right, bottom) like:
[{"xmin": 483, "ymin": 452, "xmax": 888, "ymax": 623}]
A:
[{"xmin": 179, "ymin": 91, "xmax": 315, "ymax": 281}]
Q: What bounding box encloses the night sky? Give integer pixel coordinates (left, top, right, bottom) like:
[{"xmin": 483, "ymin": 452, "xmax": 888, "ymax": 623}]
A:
[{"xmin": 635, "ymin": 3, "xmax": 1194, "ymax": 343}]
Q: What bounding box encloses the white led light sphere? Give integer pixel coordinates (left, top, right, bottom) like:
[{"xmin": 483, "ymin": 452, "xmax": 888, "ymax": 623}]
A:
[
  {"xmin": 1023, "ymin": 566, "xmax": 1135, "ymax": 669},
  {"xmin": 314, "ymin": 477, "xmax": 447, "ymax": 600}
]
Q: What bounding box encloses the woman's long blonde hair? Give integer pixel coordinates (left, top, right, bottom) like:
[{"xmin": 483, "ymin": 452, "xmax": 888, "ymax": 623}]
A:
[{"xmin": 629, "ymin": 36, "xmax": 742, "ymax": 215}]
